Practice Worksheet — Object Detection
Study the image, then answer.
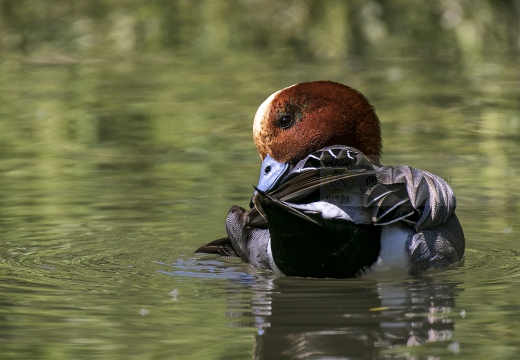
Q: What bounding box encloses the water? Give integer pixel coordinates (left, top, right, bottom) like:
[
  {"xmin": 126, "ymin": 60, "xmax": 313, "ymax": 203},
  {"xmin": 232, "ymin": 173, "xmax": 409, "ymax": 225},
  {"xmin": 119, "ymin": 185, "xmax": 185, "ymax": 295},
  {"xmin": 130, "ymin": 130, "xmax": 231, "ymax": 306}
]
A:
[{"xmin": 1, "ymin": 2, "xmax": 520, "ymax": 359}]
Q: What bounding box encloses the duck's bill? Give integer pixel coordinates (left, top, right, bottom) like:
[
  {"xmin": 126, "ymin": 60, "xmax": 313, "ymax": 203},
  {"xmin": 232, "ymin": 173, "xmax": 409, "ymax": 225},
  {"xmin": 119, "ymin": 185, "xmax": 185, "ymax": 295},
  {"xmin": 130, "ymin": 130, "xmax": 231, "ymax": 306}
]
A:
[{"xmin": 250, "ymin": 155, "xmax": 291, "ymax": 208}]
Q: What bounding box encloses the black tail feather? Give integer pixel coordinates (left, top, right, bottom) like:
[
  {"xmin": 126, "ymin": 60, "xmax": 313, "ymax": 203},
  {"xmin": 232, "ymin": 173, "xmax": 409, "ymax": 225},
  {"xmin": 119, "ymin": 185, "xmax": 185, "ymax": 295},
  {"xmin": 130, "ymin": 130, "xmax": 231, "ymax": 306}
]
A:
[{"xmin": 194, "ymin": 237, "xmax": 238, "ymax": 257}]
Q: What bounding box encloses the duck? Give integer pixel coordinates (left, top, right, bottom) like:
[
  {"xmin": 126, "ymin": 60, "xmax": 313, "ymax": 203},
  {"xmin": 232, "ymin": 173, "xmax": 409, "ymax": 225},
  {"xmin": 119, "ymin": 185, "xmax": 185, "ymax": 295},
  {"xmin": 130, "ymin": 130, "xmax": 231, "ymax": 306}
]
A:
[{"xmin": 195, "ymin": 81, "xmax": 465, "ymax": 278}]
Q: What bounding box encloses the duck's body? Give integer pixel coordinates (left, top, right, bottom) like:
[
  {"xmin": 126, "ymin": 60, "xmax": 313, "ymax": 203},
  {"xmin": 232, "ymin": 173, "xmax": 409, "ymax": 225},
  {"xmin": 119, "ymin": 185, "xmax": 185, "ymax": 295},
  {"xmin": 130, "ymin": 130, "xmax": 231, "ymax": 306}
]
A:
[{"xmin": 196, "ymin": 81, "xmax": 465, "ymax": 278}]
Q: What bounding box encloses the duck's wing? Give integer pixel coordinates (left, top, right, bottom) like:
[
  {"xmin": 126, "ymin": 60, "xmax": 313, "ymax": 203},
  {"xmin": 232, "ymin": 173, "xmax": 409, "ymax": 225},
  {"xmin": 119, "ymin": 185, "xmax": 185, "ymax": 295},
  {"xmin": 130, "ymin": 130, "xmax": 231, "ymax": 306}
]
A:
[
  {"xmin": 273, "ymin": 146, "xmax": 374, "ymax": 191},
  {"xmin": 253, "ymin": 189, "xmax": 324, "ymax": 226},
  {"xmin": 273, "ymin": 167, "xmax": 375, "ymax": 202},
  {"xmin": 256, "ymin": 144, "xmax": 410, "ymax": 225},
  {"xmin": 259, "ymin": 145, "xmax": 457, "ymax": 230},
  {"xmin": 407, "ymin": 213, "xmax": 465, "ymax": 274},
  {"xmin": 363, "ymin": 181, "xmax": 417, "ymax": 226},
  {"xmin": 247, "ymin": 166, "xmax": 376, "ymax": 225},
  {"xmin": 371, "ymin": 166, "xmax": 456, "ymax": 230},
  {"xmin": 264, "ymin": 167, "xmax": 417, "ymax": 226}
]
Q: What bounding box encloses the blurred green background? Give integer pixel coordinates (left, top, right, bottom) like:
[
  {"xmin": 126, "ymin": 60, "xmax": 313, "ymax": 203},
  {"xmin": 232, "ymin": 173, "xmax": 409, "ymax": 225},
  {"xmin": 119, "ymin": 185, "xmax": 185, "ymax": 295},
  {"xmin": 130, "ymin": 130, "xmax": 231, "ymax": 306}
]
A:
[{"xmin": 1, "ymin": 0, "xmax": 519, "ymax": 59}]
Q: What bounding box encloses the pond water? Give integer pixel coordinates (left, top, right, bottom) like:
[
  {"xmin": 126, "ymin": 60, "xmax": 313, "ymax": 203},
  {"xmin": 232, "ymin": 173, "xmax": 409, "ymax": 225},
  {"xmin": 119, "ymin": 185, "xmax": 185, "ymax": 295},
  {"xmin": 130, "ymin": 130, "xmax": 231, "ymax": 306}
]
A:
[{"xmin": 1, "ymin": 2, "xmax": 520, "ymax": 359}]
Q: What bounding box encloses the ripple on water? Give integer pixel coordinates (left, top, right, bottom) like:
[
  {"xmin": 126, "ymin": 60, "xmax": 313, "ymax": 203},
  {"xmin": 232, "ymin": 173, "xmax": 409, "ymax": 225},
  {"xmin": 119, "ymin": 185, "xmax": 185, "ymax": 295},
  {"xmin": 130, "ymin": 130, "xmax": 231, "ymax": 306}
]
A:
[
  {"xmin": 457, "ymin": 248, "xmax": 520, "ymax": 285},
  {"xmin": 157, "ymin": 256, "xmax": 264, "ymax": 284}
]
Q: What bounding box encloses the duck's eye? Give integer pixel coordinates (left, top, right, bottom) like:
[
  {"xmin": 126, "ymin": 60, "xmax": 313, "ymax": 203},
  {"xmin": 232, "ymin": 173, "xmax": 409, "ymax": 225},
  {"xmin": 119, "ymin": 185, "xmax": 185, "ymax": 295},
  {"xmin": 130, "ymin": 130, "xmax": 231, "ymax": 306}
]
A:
[
  {"xmin": 264, "ymin": 165, "xmax": 271, "ymax": 174},
  {"xmin": 277, "ymin": 115, "xmax": 294, "ymax": 129}
]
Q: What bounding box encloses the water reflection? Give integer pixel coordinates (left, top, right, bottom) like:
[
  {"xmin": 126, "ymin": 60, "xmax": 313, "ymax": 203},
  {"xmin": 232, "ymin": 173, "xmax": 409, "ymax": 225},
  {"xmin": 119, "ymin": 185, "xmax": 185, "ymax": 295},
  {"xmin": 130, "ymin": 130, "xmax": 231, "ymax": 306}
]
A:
[
  {"xmin": 250, "ymin": 278, "xmax": 462, "ymax": 359},
  {"xmin": 170, "ymin": 259, "xmax": 463, "ymax": 359}
]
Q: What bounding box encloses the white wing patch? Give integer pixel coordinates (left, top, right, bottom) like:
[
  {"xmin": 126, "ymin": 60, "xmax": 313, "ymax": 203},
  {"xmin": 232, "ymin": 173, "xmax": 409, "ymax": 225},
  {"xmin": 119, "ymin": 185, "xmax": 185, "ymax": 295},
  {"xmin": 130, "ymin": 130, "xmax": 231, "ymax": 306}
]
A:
[{"xmin": 290, "ymin": 201, "xmax": 353, "ymax": 221}]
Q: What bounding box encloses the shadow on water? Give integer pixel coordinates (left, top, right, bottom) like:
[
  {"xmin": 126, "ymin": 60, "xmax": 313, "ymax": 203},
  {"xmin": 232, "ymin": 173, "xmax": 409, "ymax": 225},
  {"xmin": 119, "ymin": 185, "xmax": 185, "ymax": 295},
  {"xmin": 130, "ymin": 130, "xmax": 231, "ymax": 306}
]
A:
[{"xmin": 166, "ymin": 257, "xmax": 465, "ymax": 359}]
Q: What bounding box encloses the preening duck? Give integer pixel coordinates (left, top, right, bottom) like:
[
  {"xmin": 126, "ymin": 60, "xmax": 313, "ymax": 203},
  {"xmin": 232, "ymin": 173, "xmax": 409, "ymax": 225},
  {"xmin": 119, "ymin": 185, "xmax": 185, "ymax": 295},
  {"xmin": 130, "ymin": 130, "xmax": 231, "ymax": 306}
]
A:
[{"xmin": 196, "ymin": 81, "xmax": 465, "ymax": 278}]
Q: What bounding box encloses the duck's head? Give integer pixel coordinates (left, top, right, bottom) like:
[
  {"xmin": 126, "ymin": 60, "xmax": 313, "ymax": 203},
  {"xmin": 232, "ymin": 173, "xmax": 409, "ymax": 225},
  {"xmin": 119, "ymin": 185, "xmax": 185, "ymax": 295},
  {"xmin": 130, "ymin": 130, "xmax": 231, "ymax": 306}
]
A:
[
  {"xmin": 252, "ymin": 81, "xmax": 382, "ymax": 193},
  {"xmin": 253, "ymin": 81, "xmax": 382, "ymax": 164}
]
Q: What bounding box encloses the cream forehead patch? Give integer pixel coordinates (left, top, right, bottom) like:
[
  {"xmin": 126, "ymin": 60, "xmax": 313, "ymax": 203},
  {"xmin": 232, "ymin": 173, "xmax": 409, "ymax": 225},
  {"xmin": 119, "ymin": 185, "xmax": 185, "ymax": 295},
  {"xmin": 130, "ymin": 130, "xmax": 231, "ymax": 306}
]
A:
[{"xmin": 253, "ymin": 84, "xmax": 297, "ymax": 137}]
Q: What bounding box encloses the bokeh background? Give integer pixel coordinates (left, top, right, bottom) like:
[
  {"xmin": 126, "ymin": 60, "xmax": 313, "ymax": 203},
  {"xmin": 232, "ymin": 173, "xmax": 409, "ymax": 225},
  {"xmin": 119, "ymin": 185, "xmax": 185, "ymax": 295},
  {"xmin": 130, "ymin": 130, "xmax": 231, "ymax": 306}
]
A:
[{"xmin": 1, "ymin": 1, "xmax": 520, "ymax": 359}]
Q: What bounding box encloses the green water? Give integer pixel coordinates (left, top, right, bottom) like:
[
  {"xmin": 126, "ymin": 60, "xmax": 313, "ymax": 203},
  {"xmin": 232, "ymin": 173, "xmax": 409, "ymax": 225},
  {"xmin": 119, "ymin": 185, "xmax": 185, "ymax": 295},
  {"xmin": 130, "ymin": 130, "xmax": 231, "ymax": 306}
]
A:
[{"xmin": 1, "ymin": 1, "xmax": 520, "ymax": 359}]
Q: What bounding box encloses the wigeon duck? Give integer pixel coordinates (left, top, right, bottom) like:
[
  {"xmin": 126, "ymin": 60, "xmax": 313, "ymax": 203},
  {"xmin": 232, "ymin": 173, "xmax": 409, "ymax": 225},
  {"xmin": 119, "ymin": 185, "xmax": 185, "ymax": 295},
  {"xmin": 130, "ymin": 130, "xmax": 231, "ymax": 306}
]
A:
[{"xmin": 196, "ymin": 81, "xmax": 465, "ymax": 278}]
